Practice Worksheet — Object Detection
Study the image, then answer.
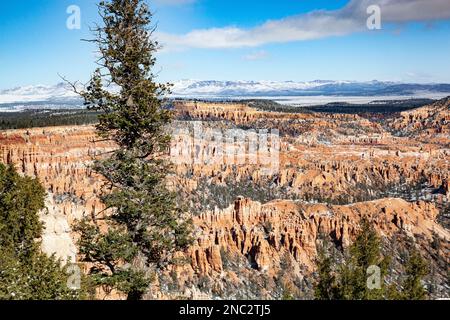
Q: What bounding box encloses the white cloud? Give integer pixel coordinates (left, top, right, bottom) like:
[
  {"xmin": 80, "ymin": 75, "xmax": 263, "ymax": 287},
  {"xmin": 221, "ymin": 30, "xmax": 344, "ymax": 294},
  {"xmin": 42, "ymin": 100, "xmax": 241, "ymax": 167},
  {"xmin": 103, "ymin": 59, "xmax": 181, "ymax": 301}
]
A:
[{"xmin": 156, "ymin": 0, "xmax": 450, "ymax": 50}]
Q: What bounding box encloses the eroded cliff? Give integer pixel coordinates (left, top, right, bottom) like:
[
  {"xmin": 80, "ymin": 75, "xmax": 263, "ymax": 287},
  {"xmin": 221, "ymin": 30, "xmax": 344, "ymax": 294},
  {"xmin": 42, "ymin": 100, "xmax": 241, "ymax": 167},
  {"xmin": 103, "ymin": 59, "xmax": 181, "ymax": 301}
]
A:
[{"xmin": 0, "ymin": 98, "xmax": 449, "ymax": 299}]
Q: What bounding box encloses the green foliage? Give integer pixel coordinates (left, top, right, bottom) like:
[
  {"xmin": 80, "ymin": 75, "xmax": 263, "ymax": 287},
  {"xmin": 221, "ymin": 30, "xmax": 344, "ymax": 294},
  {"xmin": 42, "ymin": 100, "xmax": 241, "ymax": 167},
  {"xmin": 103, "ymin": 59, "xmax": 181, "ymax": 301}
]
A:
[
  {"xmin": 0, "ymin": 164, "xmax": 91, "ymax": 300},
  {"xmin": 0, "ymin": 164, "xmax": 45, "ymax": 254},
  {"xmin": 75, "ymin": 0, "xmax": 193, "ymax": 300},
  {"xmin": 245, "ymin": 98, "xmax": 433, "ymax": 114},
  {"xmin": 314, "ymin": 239, "xmax": 339, "ymax": 300},
  {"xmin": 401, "ymin": 249, "xmax": 429, "ymax": 300},
  {"xmin": 313, "ymin": 218, "xmax": 432, "ymax": 300},
  {"xmin": 0, "ymin": 109, "xmax": 101, "ymax": 130},
  {"xmin": 339, "ymin": 218, "xmax": 390, "ymax": 300},
  {"xmin": 0, "ymin": 248, "xmax": 89, "ymax": 300},
  {"xmin": 281, "ymin": 291, "xmax": 295, "ymax": 301},
  {"xmin": 314, "ymin": 218, "xmax": 390, "ymax": 300}
]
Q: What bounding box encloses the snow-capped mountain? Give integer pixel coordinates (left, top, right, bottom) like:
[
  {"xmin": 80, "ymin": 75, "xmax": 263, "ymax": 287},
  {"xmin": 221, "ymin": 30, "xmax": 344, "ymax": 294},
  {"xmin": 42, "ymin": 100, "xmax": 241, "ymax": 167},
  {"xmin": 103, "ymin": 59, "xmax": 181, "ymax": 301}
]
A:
[
  {"xmin": 170, "ymin": 80, "xmax": 450, "ymax": 97},
  {"xmin": 0, "ymin": 83, "xmax": 80, "ymax": 104},
  {"xmin": 171, "ymin": 79, "xmax": 337, "ymax": 96},
  {"xmin": 1, "ymin": 80, "xmax": 450, "ymax": 109}
]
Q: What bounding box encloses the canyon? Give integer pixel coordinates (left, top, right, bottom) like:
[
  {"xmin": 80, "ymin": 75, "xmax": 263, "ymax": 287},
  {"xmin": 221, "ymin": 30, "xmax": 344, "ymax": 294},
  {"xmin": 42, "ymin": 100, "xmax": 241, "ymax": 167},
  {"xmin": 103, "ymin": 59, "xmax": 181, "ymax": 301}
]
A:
[{"xmin": 0, "ymin": 98, "xmax": 449, "ymax": 299}]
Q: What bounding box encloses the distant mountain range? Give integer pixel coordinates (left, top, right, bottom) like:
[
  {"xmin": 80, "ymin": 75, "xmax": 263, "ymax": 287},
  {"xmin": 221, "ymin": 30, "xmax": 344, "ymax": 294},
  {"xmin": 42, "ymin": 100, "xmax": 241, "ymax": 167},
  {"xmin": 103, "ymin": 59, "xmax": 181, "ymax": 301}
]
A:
[
  {"xmin": 171, "ymin": 80, "xmax": 450, "ymax": 97},
  {"xmin": 0, "ymin": 83, "xmax": 80, "ymax": 104},
  {"xmin": 1, "ymin": 80, "xmax": 450, "ymax": 110}
]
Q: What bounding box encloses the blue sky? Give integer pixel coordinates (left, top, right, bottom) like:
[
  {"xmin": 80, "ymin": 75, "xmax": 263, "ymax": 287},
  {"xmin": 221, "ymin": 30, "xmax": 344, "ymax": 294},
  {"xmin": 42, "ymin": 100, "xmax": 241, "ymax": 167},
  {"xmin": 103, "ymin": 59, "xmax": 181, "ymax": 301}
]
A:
[{"xmin": 1, "ymin": 0, "xmax": 450, "ymax": 89}]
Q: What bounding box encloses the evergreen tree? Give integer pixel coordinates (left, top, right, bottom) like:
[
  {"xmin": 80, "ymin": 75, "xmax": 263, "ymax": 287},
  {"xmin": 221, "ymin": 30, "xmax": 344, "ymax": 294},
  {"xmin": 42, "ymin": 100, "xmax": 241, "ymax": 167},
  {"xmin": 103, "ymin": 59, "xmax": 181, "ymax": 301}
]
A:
[
  {"xmin": 0, "ymin": 164, "xmax": 89, "ymax": 300},
  {"xmin": 340, "ymin": 218, "xmax": 390, "ymax": 300},
  {"xmin": 313, "ymin": 218, "xmax": 434, "ymax": 300},
  {"xmin": 401, "ymin": 249, "xmax": 429, "ymax": 300},
  {"xmin": 314, "ymin": 238, "xmax": 338, "ymax": 300},
  {"xmin": 314, "ymin": 218, "xmax": 390, "ymax": 300},
  {"xmin": 74, "ymin": 0, "xmax": 193, "ymax": 300}
]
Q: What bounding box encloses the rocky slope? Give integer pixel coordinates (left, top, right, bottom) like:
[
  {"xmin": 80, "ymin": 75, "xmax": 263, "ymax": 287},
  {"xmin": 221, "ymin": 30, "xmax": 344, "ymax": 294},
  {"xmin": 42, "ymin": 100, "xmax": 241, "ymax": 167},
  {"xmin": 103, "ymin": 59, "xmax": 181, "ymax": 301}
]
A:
[
  {"xmin": 164, "ymin": 197, "xmax": 448, "ymax": 299},
  {"xmin": 389, "ymin": 97, "xmax": 450, "ymax": 144}
]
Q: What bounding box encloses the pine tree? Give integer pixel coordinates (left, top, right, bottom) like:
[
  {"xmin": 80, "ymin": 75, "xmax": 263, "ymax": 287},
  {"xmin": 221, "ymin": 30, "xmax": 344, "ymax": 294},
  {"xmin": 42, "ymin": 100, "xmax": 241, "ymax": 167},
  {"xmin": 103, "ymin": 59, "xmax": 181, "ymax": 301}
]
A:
[
  {"xmin": 401, "ymin": 249, "xmax": 429, "ymax": 300},
  {"xmin": 0, "ymin": 164, "xmax": 90, "ymax": 300},
  {"xmin": 342, "ymin": 217, "xmax": 389, "ymax": 300},
  {"xmin": 324, "ymin": 218, "xmax": 390, "ymax": 300},
  {"xmin": 314, "ymin": 238, "xmax": 338, "ymax": 300},
  {"xmin": 74, "ymin": 0, "xmax": 193, "ymax": 300},
  {"xmin": 312, "ymin": 218, "xmax": 434, "ymax": 300}
]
